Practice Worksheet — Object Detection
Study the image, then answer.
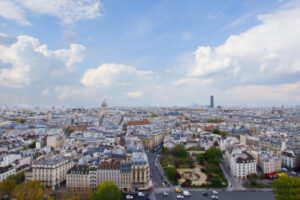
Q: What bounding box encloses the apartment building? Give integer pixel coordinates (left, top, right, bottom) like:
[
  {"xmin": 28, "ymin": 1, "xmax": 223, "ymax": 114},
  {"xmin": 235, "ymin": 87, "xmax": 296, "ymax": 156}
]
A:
[
  {"xmin": 0, "ymin": 165, "xmax": 16, "ymax": 182},
  {"xmin": 97, "ymin": 159, "xmax": 121, "ymax": 188},
  {"xmin": 258, "ymin": 151, "xmax": 281, "ymax": 174},
  {"xmin": 226, "ymin": 145, "xmax": 256, "ymax": 179},
  {"xmin": 120, "ymin": 162, "xmax": 131, "ymax": 191},
  {"xmin": 259, "ymin": 137, "xmax": 286, "ymax": 157},
  {"xmin": 0, "ymin": 154, "xmax": 21, "ymax": 167},
  {"xmin": 281, "ymin": 150, "xmax": 297, "ymax": 169},
  {"xmin": 131, "ymin": 152, "xmax": 150, "ymax": 191},
  {"xmin": 66, "ymin": 165, "xmax": 90, "ymax": 191},
  {"xmin": 25, "ymin": 156, "xmax": 73, "ymax": 189}
]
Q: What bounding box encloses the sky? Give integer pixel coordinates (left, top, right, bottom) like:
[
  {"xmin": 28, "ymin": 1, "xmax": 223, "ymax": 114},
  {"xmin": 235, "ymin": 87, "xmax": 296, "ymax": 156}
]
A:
[{"xmin": 0, "ymin": 0, "xmax": 300, "ymax": 107}]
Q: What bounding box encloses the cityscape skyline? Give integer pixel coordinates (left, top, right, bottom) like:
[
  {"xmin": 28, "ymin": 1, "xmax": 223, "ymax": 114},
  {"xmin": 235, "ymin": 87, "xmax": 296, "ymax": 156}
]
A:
[{"xmin": 0, "ymin": 0, "xmax": 300, "ymax": 107}]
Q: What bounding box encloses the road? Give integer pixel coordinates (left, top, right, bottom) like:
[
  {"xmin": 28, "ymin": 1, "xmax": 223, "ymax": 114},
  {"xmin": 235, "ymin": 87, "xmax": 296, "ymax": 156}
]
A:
[
  {"xmin": 155, "ymin": 191, "xmax": 275, "ymax": 200},
  {"xmin": 147, "ymin": 151, "xmax": 169, "ymax": 188},
  {"xmin": 219, "ymin": 160, "xmax": 245, "ymax": 191}
]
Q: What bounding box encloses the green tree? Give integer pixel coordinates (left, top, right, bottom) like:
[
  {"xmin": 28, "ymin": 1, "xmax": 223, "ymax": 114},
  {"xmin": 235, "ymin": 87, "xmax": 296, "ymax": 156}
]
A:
[
  {"xmin": 92, "ymin": 180, "xmax": 121, "ymax": 200},
  {"xmin": 212, "ymin": 129, "xmax": 220, "ymax": 135},
  {"xmin": 172, "ymin": 144, "xmax": 188, "ymax": 158},
  {"xmin": 165, "ymin": 167, "xmax": 178, "ymax": 183},
  {"xmin": 7, "ymin": 172, "xmax": 25, "ymax": 184},
  {"xmin": 0, "ymin": 179, "xmax": 16, "ymax": 198},
  {"xmin": 196, "ymin": 154, "xmax": 205, "ymax": 165},
  {"xmin": 272, "ymin": 176, "xmax": 300, "ymax": 200},
  {"xmin": 211, "ymin": 176, "xmax": 222, "ymax": 187},
  {"xmin": 13, "ymin": 180, "xmax": 53, "ymax": 200},
  {"xmin": 204, "ymin": 147, "xmax": 222, "ymax": 163},
  {"xmin": 29, "ymin": 141, "xmax": 36, "ymax": 149}
]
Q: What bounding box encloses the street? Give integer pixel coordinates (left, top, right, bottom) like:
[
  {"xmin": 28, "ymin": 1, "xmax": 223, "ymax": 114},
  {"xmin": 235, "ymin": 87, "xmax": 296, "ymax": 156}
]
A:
[{"xmin": 155, "ymin": 191, "xmax": 275, "ymax": 200}]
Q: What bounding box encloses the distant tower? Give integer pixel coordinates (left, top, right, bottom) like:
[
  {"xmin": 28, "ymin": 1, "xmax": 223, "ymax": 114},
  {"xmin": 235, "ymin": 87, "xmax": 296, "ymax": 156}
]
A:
[
  {"xmin": 99, "ymin": 98, "xmax": 107, "ymax": 126},
  {"xmin": 101, "ymin": 98, "xmax": 108, "ymax": 109},
  {"xmin": 210, "ymin": 95, "xmax": 214, "ymax": 108}
]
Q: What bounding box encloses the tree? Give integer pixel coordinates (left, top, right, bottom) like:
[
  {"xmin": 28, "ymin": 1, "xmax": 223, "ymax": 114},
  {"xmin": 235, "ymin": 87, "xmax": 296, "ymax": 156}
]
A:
[
  {"xmin": 204, "ymin": 147, "xmax": 222, "ymax": 163},
  {"xmin": 0, "ymin": 179, "xmax": 16, "ymax": 198},
  {"xmin": 196, "ymin": 154, "xmax": 204, "ymax": 165},
  {"xmin": 165, "ymin": 167, "xmax": 178, "ymax": 183},
  {"xmin": 174, "ymin": 172, "xmax": 181, "ymax": 181},
  {"xmin": 272, "ymin": 176, "xmax": 300, "ymax": 200},
  {"xmin": 60, "ymin": 191, "xmax": 91, "ymax": 200},
  {"xmin": 92, "ymin": 180, "xmax": 121, "ymax": 200},
  {"xmin": 181, "ymin": 179, "xmax": 192, "ymax": 187},
  {"xmin": 7, "ymin": 172, "xmax": 25, "ymax": 184},
  {"xmin": 172, "ymin": 145, "xmax": 188, "ymax": 158},
  {"xmin": 249, "ymin": 174, "xmax": 258, "ymax": 186},
  {"xmin": 29, "ymin": 141, "xmax": 36, "ymax": 149},
  {"xmin": 13, "ymin": 180, "xmax": 53, "ymax": 200},
  {"xmin": 211, "ymin": 176, "xmax": 222, "ymax": 187},
  {"xmin": 212, "ymin": 129, "xmax": 220, "ymax": 135}
]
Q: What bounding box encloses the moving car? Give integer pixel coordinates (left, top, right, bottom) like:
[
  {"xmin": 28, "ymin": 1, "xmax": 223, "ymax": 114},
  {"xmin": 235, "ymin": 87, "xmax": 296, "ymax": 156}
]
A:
[
  {"xmin": 126, "ymin": 195, "xmax": 133, "ymax": 199},
  {"xmin": 177, "ymin": 195, "xmax": 184, "ymax": 199},
  {"xmin": 183, "ymin": 191, "xmax": 191, "ymax": 196},
  {"xmin": 202, "ymin": 192, "xmax": 208, "ymax": 196},
  {"xmin": 211, "ymin": 195, "xmax": 219, "ymax": 199},
  {"xmin": 163, "ymin": 192, "xmax": 169, "ymax": 196},
  {"xmin": 175, "ymin": 188, "xmax": 182, "ymax": 193},
  {"xmin": 212, "ymin": 190, "xmax": 219, "ymax": 195}
]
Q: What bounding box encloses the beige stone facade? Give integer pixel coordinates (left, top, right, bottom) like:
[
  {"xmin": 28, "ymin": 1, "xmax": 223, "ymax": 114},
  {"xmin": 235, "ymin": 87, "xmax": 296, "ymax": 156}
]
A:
[
  {"xmin": 66, "ymin": 165, "xmax": 90, "ymax": 191},
  {"xmin": 26, "ymin": 157, "xmax": 73, "ymax": 190}
]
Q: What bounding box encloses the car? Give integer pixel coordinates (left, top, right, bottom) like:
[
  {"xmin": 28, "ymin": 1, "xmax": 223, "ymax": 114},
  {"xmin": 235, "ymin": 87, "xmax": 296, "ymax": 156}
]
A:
[
  {"xmin": 175, "ymin": 188, "xmax": 181, "ymax": 193},
  {"xmin": 202, "ymin": 192, "xmax": 208, "ymax": 196},
  {"xmin": 211, "ymin": 195, "xmax": 219, "ymax": 199},
  {"xmin": 212, "ymin": 190, "xmax": 219, "ymax": 194},
  {"xmin": 138, "ymin": 192, "xmax": 145, "ymax": 197},
  {"xmin": 163, "ymin": 192, "xmax": 169, "ymax": 196},
  {"xmin": 291, "ymin": 172, "xmax": 296, "ymax": 175},
  {"xmin": 162, "ymin": 182, "xmax": 166, "ymax": 187},
  {"xmin": 126, "ymin": 195, "xmax": 133, "ymax": 199},
  {"xmin": 183, "ymin": 191, "xmax": 191, "ymax": 196},
  {"xmin": 177, "ymin": 195, "xmax": 184, "ymax": 199}
]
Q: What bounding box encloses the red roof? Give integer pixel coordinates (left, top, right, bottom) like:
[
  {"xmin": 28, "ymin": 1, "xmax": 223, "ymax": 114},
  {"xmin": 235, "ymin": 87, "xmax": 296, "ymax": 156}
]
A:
[{"xmin": 127, "ymin": 119, "xmax": 151, "ymax": 126}]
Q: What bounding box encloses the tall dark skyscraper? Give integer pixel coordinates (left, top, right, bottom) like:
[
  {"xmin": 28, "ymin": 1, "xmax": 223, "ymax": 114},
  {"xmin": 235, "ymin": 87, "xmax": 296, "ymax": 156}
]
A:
[{"xmin": 210, "ymin": 95, "xmax": 214, "ymax": 108}]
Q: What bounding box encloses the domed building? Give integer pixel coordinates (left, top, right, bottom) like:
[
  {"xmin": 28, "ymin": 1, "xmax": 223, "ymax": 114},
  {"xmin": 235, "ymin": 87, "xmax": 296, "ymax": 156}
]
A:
[{"xmin": 101, "ymin": 98, "xmax": 108, "ymax": 108}]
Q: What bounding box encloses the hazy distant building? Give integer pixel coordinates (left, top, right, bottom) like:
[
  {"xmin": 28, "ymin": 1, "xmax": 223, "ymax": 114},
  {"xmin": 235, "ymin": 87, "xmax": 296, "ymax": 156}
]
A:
[{"xmin": 210, "ymin": 95, "xmax": 214, "ymax": 108}]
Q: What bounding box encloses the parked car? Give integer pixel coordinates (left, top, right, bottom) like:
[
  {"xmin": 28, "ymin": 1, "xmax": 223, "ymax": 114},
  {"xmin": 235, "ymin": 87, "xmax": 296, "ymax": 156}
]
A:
[
  {"xmin": 126, "ymin": 195, "xmax": 133, "ymax": 199},
  {"xmin": 177, "ymin": 195, "xmax": 184, "ymax": 199},
  {"xmin": 175, "ymin": 187, "xmax": 182, "ymax": 193},
  {"xmin": 138, "ymin": 192, "xmax": 145, "ymax": 197}
]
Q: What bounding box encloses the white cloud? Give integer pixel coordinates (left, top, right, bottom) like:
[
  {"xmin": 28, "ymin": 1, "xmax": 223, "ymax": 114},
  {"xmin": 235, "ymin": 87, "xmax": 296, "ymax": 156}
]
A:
[
  {"xmin": 226, "ymin": 81, "xmax": 300, "ymax": 104},
  {"xmin": 188, "ymin": 2, "xmax": 300, "ymax": 86},
  {"xmin": 0, "ymin": 33, "xmax": 85, "ymax": 88},
  {"xmin": 0, "ymin": 0, "xmax": 30, "ymax": 25},
  {"xmin": 0, "ymin": 0, "xmax": 102, "ymax": 25},
  {"xmin": 81, "ymin": 63, "xmax": 154, "ymax": 88},
  {"xmin": 37, "ymin": 44, "xmax": 86, "ymax": 69},
  {"xmin": 126, "ymin": 91, "xmax": 142, "ymax": 98}
]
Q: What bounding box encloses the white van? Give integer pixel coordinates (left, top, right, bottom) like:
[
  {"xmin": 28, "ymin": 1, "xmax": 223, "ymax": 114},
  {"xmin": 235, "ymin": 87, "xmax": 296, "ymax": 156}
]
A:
[
  {"xmin": 282, "ymin": 168, "xmax": 288, "ymax": 172},
  {"xmin": 183, "ymin": 191, "xmax": 191, "ymax": 196}
]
